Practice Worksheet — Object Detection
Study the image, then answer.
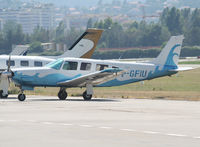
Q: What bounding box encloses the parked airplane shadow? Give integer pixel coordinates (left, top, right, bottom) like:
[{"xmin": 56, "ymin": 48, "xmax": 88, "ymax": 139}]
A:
[
  {"xmin": 0, "ymin": 97, "xmax": 16, "ymax": 100},
  {"xmin": 29, "ymin": 98, "xmax": 119, "ymax": 102},
  {"xmin": 1, "ymin": 96, "xmax": 120, "ymax": 102}
]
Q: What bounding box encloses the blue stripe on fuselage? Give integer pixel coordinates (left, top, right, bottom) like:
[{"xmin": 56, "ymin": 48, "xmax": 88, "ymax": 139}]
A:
[
  {"xmin": 13, "ymin": 71, "xmax": 82, "ymax": 87},
  {"xmin": 97, "ymin": 65, "xmax": 177, "ymax": 87}
]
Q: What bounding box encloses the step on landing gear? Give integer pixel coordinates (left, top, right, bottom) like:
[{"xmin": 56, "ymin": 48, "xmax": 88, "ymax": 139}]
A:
[{"xmin": 58, "ymin": 88, "xmax": 67, "ymax": 100}]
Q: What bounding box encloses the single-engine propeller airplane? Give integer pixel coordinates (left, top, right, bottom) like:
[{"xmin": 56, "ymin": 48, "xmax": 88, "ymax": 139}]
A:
[{"xmin": 5, "ymin": 35, "xmax": 193, "ymax": 101}]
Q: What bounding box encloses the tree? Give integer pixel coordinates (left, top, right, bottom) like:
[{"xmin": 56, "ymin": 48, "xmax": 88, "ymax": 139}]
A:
[
  {"xmin": 104, "ymin": 17, "xmax": 112, "ymax": 29},
  {"xmin": 87, "ymin": 18, "xmax": 93, "ymax": 29},
  {"xmin": 14, "ymin": 24, "xmax": 24, "ymax": 45},
  {"xmin": 160, "ymin": 7, "xmax": 183, "ymax": 35},
  {"xmin": 31, "ymin": 26, "xmax": 50, "ymax": 43},
  {"xmin": 185, "ymin": 15, "xmax": 200, "ymax": 46},
  {"xmin": 56, "ymin": 21, "xmax": 65, "ymax": 42},
  {"xmin": 29, "ymin": 41, "xmax": 43, "ymax": 53}
]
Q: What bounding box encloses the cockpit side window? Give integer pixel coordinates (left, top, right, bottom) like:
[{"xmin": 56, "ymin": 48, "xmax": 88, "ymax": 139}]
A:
[
  {"xmin": 45, "ymin": 59, "xmax": 63, "ymax": 70},
  {"xmin": 96, "ymin": 64, "xmax": 109, "ymax": 71},
  {"xmin": 62, "ymin": 61, "xmax": 78, "ymax": 70}
]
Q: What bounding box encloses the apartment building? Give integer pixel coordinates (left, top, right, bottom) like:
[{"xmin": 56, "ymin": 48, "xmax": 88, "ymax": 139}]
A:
[{"xmin": 0, "ymin": 4, "xmax": 55, "ymax": 34}]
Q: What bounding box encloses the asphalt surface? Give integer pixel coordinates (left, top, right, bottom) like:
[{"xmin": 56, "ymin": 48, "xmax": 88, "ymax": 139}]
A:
[{"xmin": 0, "ymin": 95, "xmax": 200, "ymax": 147}]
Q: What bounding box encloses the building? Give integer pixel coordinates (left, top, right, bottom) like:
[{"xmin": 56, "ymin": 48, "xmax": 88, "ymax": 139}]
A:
[{"xmin": 0, "ymin": 4, "xmax": 56, "ymax": 34}]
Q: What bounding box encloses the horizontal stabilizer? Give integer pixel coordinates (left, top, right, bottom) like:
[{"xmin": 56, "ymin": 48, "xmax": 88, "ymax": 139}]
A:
[{"xmin": 169, "ymin": 67, "xmax": 194, "ymax": 72}]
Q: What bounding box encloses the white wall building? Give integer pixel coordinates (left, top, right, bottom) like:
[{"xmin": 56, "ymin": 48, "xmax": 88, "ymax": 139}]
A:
[{"xmin": 0, "ymin": 4, "xmax": 55, "ymax": 34}]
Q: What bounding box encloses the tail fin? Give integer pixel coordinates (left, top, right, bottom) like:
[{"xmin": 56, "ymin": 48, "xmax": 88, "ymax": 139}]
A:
[
  {"xmin": 59, "ymin": 28, "xmax": 103, "ymax": 58},
  {"xmin": 152, "ymin": 35, "xmax": 184, "ymax": 67}
]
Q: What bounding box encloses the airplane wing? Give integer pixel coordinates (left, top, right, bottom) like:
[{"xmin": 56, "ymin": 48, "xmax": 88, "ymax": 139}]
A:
[{"xmin": 57, "ymin": 68, "xmax": 124, "ymax": 87}]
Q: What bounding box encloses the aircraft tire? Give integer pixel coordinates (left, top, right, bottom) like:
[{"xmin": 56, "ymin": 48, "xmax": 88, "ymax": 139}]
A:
[
  {"xmin": 0, "ymin": 90, "xmax": 8, "ymax": 98},
  {"xmin": 18, "ymin": 94, "xmax": 26, "ymax": 101},
  {"xmin": 83, "ymin": 91, "xmax": 92, "ymax": 101},
  {"xmin": 58, "ymin": 91, "xmax": 67, "ymax": 100},
  {"xmin": 2, "ymin": 94, "xmax": 8, "ymax": 98}
]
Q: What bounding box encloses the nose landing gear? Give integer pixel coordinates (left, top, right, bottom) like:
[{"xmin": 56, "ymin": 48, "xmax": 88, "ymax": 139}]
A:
[{"xmin": 18, "ymin": 93, "xmax": 26, "ymax": 101}]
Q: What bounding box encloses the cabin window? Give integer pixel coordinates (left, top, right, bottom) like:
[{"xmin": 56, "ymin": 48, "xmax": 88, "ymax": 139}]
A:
[
  {"xmin": 62, "ymin": 61, "xmax": 78, "ymax": 70},
  {"xmin": 20, "ymin": 60, "xmax": 29, "ymax": 66},
  {"xmin": 80, "ymin": 62, "xmax": 91, "ymax": 71},
  {"xmin": 6, "ymin": 60, "xmax": 15, "ymax": 66},
  {"xmin": 96, "ymin": 64, "xmax": 109, "ymax": 71},
  {"xmin": 34, "ymin": 61, "xmax": 43, "ymax": 67}
]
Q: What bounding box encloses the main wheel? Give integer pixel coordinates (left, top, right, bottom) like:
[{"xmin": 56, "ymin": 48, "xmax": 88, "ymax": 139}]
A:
[
  {"xmin": 83, "ymin": 91, "xmax": 92, "ymax": 101},
  {"xmin": 18, "ymin": 94, "xmax": 26, "ymax": 101},
  {"xmin": 2, "ymin": 94, "xmax": 8, "ymax": 98},
  {"xmin": 0, "ymin": 90, "xmax": 8, "ymax": 98},
  {"xmin": 0, "ymin": 90, "xmax": 2, "ymax": 98},
  {"xmin": 58, "ymin": 91, "xmax": 67, "ymax": 100}
]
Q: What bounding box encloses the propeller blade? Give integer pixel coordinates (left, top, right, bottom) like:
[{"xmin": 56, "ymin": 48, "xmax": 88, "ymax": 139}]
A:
[{"xmin": 7, "ymin": 55, "xmax": 11, "ymax": 72}]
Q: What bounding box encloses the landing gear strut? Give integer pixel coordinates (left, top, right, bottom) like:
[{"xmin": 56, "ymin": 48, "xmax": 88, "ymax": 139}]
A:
[
  {"xmin": 58, "ymin": 88, "xmax": 67, "ymax": 100},
  {"xmin": 82, "ymin": 83, "xmax": 93, "ymax": 101}
]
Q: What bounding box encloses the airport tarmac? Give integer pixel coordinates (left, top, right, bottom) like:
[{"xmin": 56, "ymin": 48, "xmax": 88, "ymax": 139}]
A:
[{"xmin": 0, "ymin": 95, "xmax": 200, "ymax": 147}]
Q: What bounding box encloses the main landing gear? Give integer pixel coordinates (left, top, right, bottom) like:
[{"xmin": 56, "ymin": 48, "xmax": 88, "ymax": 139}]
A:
[
  {"xmin": 0, "ymin": 90, "xmax": 8, "ymax": 98},
  {"xmin": 58, "ymin": 88, "xmax": 68, "ymax": 100},
  {"xmin": 82, "ymin": 91, "xmax": 92, "ymax": 100},
  {"xmin": 57, "ymin": 84, "xmax": 93, "ymax": 101},
  {"xmin": 82, "ymin": 84, "xmax": 93, "ymax": 101}
]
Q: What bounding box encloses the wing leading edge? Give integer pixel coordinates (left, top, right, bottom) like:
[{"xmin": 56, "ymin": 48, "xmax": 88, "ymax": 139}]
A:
[{"xmin": 57, "ymin": 68, "xmax": 124, "ymax": 87}]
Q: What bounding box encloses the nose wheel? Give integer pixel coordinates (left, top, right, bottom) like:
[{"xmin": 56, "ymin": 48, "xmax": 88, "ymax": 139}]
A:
[
  {"xmin": 58, "ymin": 88, "xmax": 67, "ymax": 100},
  {"xmin": 18, "ymin": 93, "xmax": 26, "ymax": 101}
]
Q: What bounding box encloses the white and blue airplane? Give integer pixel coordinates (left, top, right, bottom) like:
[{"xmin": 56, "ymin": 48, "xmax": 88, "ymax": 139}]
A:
[
  {"xmin": 6, "ymin": 35, "xmax": 192, "ymax": 101},
  {"xmin": 0, "ymin": 28, "xmax": 103, "ymax": 98}
]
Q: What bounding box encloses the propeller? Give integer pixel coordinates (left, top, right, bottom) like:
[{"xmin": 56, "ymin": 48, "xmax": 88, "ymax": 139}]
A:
[
  {"xmin": 2, "ymin": 55, "xmax": 14, "ymax": 78},
  {"xmin": 0, "ymin": 55, "xmax": 14, "ymax": 98},
  {"xmin": 7, "ymin": 55, "xmax": 11, "ymax": 72}
]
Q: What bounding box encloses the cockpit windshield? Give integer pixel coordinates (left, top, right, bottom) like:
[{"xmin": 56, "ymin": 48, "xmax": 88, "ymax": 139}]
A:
[{"xmin": 45, "ymin": 59, "xmax": 64, "ymax": 70}]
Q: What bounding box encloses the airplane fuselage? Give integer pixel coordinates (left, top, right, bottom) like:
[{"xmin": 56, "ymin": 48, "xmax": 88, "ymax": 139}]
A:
[
  {"xmin": 0, "ymin": 55, "xmax": 54, "ymax": 71},
  {"xmin": 12, "ymin": 58, "xmax": 177, "ymax": 90}
]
